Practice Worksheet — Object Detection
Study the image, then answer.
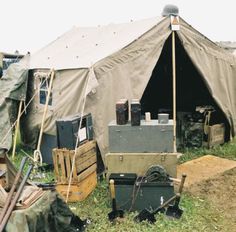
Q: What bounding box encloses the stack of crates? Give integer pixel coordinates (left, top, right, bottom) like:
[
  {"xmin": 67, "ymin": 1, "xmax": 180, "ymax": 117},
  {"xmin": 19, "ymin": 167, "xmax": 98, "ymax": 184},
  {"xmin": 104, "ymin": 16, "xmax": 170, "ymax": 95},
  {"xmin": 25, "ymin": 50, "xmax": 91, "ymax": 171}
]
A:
[{"xmin": 105, "ymin": 99, "xmax": 178, "ymax": 179}]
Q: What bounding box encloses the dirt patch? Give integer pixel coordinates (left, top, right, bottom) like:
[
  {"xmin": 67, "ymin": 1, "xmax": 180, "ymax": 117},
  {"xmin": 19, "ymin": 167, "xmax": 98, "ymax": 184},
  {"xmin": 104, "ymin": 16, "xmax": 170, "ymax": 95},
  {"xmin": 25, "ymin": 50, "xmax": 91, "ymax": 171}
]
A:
[
  {"xmin": 177, "ymin": 155, "xmax": 236, "ymax": 186},
  {"xmin": 177, "ymin": 155, "xmax": 236, "ymax": 228},
  {"xmin": 186, "ymin": 167, "xmax": 236, "ymax": 226}
]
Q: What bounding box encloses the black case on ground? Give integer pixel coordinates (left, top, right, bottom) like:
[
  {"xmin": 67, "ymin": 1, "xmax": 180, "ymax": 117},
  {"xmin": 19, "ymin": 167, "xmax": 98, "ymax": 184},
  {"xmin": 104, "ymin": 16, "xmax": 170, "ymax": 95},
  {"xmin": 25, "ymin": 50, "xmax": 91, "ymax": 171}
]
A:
[{"xmin": 109, "ymin": 173, "xmax": 175, "ymax": 211}]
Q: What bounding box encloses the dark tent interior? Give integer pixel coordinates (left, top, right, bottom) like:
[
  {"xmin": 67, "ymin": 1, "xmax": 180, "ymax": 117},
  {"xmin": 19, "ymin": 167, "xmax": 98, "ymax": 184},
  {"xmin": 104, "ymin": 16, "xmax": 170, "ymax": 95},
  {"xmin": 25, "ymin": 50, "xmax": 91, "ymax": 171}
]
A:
[{"xmin": 141, "ymin": 33, "xmax": 230, "ymax": 149}]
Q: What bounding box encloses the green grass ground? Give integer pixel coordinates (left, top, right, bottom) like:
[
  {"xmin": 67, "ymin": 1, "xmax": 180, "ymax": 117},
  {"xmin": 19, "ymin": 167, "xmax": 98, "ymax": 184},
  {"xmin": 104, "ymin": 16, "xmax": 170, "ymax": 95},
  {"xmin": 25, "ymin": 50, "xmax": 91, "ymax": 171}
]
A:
[
  {"xmin": 71, "ymin": 182, "xmax": 230, "ymax": 232},
  {"xmin": 10, "ymin": 138, "xmax": 236, "ymax": 232}
]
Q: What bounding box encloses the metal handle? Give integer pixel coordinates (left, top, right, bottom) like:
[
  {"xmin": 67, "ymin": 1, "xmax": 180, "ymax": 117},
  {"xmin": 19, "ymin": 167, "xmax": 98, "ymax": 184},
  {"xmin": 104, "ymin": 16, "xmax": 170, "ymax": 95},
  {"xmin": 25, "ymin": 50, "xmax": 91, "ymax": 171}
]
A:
[
  {"xmin": 109, "ymin": 179, "xmax": 115, "ymax": 199},
  {"xmin": 154, "ymin": 194, "xmax": 177, "ymax": 214}
]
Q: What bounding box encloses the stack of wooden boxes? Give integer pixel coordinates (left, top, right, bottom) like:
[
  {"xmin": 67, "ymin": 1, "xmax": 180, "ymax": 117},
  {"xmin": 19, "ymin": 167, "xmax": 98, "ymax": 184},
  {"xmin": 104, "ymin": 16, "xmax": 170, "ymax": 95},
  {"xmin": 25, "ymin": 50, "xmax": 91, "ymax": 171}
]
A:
[
  {"xmin": 53, "ymin": 140, "xmax": 97, "ymax": 202},
  {"xmin": 105, "ymin": 99, "xmax": 178, "ymax": 178}
]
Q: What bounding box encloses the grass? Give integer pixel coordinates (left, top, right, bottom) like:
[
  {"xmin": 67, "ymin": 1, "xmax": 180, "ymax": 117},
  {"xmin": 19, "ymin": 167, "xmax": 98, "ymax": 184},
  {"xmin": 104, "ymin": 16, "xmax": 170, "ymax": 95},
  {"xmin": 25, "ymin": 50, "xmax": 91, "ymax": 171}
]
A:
[
  {"xmin": 179, "ymin": 137, "xmax": 236, "ymax": 163},
  {"xmin": 9, "ymin": 138, "xmax": 236, "ymax": 232},
  {"xmin": 71, "ymin": 181, "xmax": 229, "ymax": 232}
]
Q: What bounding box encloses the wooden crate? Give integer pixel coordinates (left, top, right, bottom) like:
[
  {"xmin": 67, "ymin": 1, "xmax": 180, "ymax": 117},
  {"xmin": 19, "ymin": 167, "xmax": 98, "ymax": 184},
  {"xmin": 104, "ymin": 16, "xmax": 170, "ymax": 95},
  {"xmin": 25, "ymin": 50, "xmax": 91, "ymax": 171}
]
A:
[
  {"xmin": 105, "ymin": 153, "xmax": 178, "ymax": 178},
  {"xmin": 52, "ymin": 140, "xmax": 97, "ymax": 202},
  {"xmin": 0, "ymin": 155, "xmax": 22, "ymax": 190},
  {"xmin": 56, "ymin": 171, "xmax": 97, "ymax": 202},
  {"xmin": 206, "ymin": 123, "xmax": 225, "ymax": 148}
]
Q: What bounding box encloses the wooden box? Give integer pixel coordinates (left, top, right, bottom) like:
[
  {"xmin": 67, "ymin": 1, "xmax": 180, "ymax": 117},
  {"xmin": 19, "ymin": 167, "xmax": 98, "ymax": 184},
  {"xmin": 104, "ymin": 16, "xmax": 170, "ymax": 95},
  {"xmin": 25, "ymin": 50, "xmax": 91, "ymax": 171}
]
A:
[
  {"xmin": 204, "ymin": 123, "xmax": 225, "ymax": 148},
  {"xmin": 0, "ymin": 155, "xmax": 21, "ymax": 190},
  {"xmin": 105, "ymin": 152, "xmax": 178, "ymax": 178},
  {"xmin": 52, "ymin": 140, "xmax": 97, "ymax": 202}
]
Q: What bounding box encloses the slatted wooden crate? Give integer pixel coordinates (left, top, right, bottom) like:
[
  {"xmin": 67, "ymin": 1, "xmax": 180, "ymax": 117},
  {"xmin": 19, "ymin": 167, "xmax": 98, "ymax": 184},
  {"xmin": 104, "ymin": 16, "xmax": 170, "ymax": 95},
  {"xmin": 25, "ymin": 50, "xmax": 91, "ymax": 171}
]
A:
[
  {"xmin": 204, "ymin": 123, "xmax": 225, "ymax": 148},
  {"xmin": 52, "ymin": 140, "xmax": 97, "ymax": 202}
]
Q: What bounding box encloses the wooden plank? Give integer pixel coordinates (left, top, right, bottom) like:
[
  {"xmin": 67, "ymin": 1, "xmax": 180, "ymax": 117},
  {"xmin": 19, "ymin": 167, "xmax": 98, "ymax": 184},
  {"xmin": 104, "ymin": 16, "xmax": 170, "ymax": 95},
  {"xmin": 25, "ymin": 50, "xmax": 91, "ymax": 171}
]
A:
[
  {"xmin": 75, "ymin": 150, "xmax": 96, "ymax": 168},
  {"xmin": 52, "ymin": 149, "xmax": 59, "ymax": 182},
  {"xmin": 75, "ymin": 140, "xmax": 96, "ymax": 158},
  {"xmin": 75, "ymin": 147, "xmax": 96, "ymax": 161},
  {"xmin": 0, "ymin": 177, "xmax": 6, "ymax": 189},
  {"xmin": 0, "ymin": 185, "xmax": 7, "ymax": 207},
  {"xmin": 69, "ymin": 151, "xmax": 79, "ymax": 183},
  {"xmin": 77, "ymin": 163, "xmax": 97, "ymax": 183},
  {"xmin": 77, "ymin": 155, "xmax": 97, "ymax": 173},
  {"xmin": 59, "ymin": 151, "xmax": 66, "ymax": 184},
  {"xmin": 65, "ymin": 153, "xmax": 71, "ymax": 181},
  {"xmin": 56, "ymin": 171, "xmax": 97, "ymax": 202}
]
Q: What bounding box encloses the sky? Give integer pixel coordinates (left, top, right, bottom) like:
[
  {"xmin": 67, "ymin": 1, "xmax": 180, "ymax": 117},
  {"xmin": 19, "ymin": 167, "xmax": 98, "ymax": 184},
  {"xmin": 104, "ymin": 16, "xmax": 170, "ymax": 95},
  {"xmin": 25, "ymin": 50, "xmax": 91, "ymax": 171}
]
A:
[{"xmin": 0, "ymin": 0, "xmax": 235, "ymax": 54}]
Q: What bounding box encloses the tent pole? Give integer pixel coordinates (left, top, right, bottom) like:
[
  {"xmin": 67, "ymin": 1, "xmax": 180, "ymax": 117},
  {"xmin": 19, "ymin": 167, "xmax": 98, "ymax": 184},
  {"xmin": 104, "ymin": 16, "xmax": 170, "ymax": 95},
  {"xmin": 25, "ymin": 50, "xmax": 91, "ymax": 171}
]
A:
[
  {"xmin": 172, "ymin": 31, "xmax": 177, "ymax": 153},
  {"xmin": 12, "ymin": 100, "xmax": 23, "ymax": 159}
]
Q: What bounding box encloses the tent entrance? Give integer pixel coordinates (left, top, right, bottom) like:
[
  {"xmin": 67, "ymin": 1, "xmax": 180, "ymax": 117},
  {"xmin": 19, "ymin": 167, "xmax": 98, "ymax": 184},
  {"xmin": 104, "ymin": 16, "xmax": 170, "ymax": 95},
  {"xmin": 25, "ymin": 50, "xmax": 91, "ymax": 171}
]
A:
[{"xmin": 141, "ymin": 34, "xmax": 230, "ymax": 149}]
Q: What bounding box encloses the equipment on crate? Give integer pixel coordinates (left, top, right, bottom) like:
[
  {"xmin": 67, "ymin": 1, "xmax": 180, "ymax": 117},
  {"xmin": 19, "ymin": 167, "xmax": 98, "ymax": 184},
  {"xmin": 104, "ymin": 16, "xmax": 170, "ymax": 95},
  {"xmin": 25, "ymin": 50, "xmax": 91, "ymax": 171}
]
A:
[
  {"xmin": 108, "ymin": 179, "xmax": 125, "ymax": 221},
  {"xmin": 39, "ymin": 113, "xmax": 93, "ymax": 164},
  {"xmin": 131, "ymin": 99, "xmax": 141, "ymax": 126},
  {"xmin": 56, "ymin": 113, "xmax": 93, "ymax": 149},
  {"xmin": 144, "ymin": 165, "xmax": 170, "ymax": 182},
  {"xmin": 116, "ymin": 99, "xmax": 129, "ymax": 125}
]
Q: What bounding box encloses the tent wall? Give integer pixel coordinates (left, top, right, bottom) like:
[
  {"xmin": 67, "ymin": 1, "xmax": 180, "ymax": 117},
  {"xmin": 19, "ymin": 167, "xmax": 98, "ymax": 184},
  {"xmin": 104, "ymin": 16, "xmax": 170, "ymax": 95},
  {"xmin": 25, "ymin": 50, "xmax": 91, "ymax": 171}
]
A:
[
  {"xmin": 21, "ymin": 69, "xmax": 89, "ymax": 146},
  {"xmin": 21, "ymin": 18, "xmax": 171, "ymax": 155}
]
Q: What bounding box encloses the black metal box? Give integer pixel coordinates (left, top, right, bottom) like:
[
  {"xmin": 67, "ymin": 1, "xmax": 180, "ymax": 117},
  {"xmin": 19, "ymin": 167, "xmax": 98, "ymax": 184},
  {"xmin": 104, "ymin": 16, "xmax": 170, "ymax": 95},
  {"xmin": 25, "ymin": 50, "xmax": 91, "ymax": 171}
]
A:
[
  {"xmin": 116, "ymin": 99, "xmax": 129, "ymax": 125},
  {"xmin": 56, "ymin": 113, "xmax": 93, "ymax": 149},
  {"xmin": 131, "ymin": 99, "xmax": 141, "ymax": 126},
  {"xmin": 109, "ymin": 173, "xmax": 175, "ymax": 211},
  {"xmin": 40, "ymin": 133, "xmax": 57, "ymax": 164}
]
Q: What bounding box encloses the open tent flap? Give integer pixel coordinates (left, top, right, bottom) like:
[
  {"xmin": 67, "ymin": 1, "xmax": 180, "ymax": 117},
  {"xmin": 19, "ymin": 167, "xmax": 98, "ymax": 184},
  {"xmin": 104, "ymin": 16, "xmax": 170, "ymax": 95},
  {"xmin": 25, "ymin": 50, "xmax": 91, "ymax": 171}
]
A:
[
  {"xmin": 177, "ymin": 18, "xmax": 236, "ymax": 136},
  {"xmin": 141, "ymin": 19, "xmax": 236, "ymax": 146}
]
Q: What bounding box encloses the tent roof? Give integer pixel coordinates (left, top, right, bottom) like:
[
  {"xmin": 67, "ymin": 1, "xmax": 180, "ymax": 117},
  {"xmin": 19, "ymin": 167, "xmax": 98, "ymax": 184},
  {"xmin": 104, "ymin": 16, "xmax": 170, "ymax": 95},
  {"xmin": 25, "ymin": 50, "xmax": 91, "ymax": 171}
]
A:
[{"xmin": 29, "ymin": 17, "xmax": 164, "ymax": 70}]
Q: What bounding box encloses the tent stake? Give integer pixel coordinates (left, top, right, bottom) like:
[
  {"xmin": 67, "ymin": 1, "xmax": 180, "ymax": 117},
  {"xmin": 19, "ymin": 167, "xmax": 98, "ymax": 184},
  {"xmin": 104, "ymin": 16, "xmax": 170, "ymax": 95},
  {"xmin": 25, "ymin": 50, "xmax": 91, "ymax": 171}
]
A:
[
  {"xmin": 172, "ymin": 31, "xmax": 177, "ymax": 153},
  {"xmin": 12, "ymin": 100, "xmax": 23, "ymax": 159}
]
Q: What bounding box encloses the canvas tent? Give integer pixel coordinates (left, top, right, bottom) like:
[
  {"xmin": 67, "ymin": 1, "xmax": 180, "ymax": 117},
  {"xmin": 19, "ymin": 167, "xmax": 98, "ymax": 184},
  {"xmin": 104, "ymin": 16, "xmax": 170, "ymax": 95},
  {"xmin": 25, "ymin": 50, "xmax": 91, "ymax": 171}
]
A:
[{"xmin": 0, "ymin": 15, "xmax": 236, "ymax": 160}]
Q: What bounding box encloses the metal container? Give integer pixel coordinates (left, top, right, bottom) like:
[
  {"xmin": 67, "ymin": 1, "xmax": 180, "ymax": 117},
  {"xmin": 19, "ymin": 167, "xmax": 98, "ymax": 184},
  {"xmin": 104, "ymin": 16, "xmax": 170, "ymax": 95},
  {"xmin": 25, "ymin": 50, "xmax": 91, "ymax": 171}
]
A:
[
  {"xmin": 116, "ymin": 99, "xmax": 128, "ymax": 125},
  {"xmin": 105, "ymin": 152, "xmax": 178, "ymax": 178},
  {"xmin": 108, "ymin": 120, "xmax": 174, "ymax": 153},
  {"xmin": 109, "ymin": 173, "xmax": 175, "ymax": 211},
  {"xmin": 56, "ymin": 113, "xmax": 93, "ymax": 149},
  {"xmin": 158, "ymin": 113, "xmax": 169, "ymax": 124},
  {"xmin": 131, "ymin": 99, "xmax": 141, "ymax": 126}
]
